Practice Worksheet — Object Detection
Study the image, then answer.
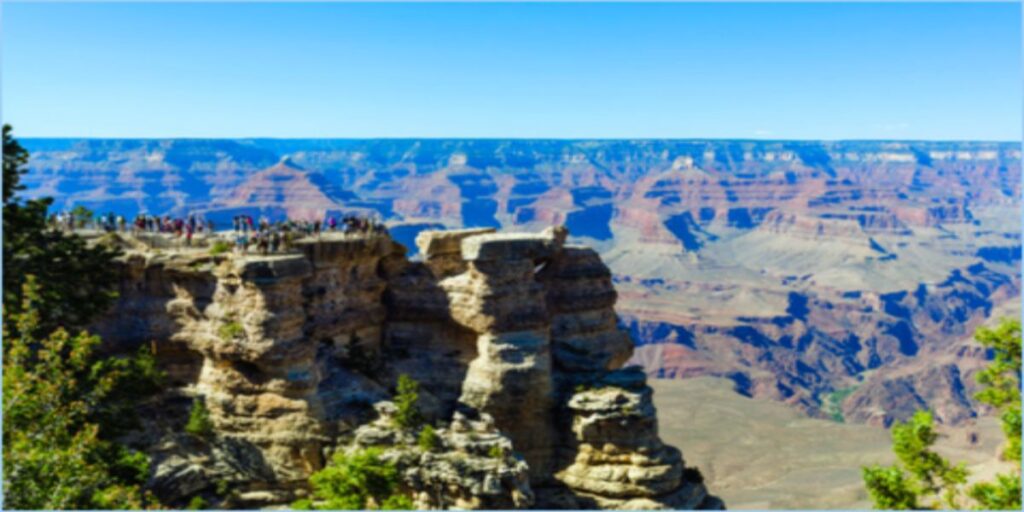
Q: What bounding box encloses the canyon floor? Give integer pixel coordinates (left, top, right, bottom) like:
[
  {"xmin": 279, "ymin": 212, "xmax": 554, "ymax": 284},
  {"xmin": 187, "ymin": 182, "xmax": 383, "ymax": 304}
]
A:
[{"xmin": 651, "ymin": 377, "xmax": 1011, "ymax": 509}]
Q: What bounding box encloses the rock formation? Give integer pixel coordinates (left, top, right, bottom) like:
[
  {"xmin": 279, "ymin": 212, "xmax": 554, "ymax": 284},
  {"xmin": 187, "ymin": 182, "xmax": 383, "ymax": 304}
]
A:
[{"xmin": 92, "ymin": 227, "xmax": 722, "ymax": 509}]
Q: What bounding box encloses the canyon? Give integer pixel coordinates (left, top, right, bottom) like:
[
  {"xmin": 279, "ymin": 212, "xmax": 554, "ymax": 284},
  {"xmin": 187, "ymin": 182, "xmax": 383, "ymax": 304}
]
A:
[{"xmin": 23, "ymin": 138, "xmax": 1021, "ymax": 429}]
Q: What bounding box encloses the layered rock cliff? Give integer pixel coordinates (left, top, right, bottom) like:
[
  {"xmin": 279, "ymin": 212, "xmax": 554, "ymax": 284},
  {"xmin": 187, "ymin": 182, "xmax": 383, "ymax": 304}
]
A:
[{"xmin": 92, "ymin": 228, "xmax": 722, "ymax": 510}]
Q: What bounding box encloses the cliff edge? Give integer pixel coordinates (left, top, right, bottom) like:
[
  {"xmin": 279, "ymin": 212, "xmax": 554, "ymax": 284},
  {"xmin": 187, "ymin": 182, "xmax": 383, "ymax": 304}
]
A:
[{"xmin": 92, "ymin": 227, "xmax": 723, "ymax": 510}]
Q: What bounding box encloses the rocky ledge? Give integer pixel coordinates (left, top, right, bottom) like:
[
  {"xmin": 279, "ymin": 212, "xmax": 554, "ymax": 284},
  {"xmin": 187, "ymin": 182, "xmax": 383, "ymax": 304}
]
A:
[{"xmin": 92, "ymin": 227, "xmax": 723, "ymax": 510}]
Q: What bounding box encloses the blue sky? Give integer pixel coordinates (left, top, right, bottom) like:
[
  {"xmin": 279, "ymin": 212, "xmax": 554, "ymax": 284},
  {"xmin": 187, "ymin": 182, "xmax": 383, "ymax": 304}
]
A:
[{"xmin": 2, "ymin": 2, "xmax": 1020, "ymax": 140}]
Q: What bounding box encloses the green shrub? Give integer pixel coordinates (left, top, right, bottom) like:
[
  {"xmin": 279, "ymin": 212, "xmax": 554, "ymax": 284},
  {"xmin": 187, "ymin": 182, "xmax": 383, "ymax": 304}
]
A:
[
  {"xmin": 822, "ymin": 386, "xmax": 857, "ymax": 423},
  {"xmin": 187, "ymin": 495, "xmax": 207, "ymax": 510},
  {"xmin": 292, "ymin": 447, "xmax": 411, "ymax": 510},
  {"xmin": 392, "ymin": 374, "xmax": 421, "ymax": 429},
  {"xmin": 291, "ymin": 498, "xmax": 314, "ymax": 510},
  {"xmin": 862, "ymin": 318, "xmax": 1022, "ymax": 510},
  {"xmin": 967, "ymin": 472, "xmax": 1022, "ymax": 511},
  {"xmin": 218, "ymin": 321, "xmax": 244, "ymax": 341},
  {"xmin": 185, "ymin": 397, "xmax": 214, "ymax": 438},
  {"xmin": 2, "ymin": 277, "xmax": 161, "ymax": 509},
  {"xmin": 417, "ymin": 425, "xmax": 440, "ymax": 452},
  {"xmin": 862, "ymin": 463, "xmax": 921, "ymax": 510},
  {"xmin": 380, "ymin": 494, "xmax": 414, "ymax": 510},
  {"xmin": 488, "ymin": 445, "xmax": 504, "ymax": 459},
  {"xmin": 209, "ymin": 240, "xmax": 232, "ymax": 256}
]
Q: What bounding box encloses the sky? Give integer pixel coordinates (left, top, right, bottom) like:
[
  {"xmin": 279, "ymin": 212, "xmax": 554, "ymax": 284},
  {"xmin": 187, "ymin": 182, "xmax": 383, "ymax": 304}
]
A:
[{"xmin": 1, "ymin": 1, "xmax": 1021, "ymax": 140}]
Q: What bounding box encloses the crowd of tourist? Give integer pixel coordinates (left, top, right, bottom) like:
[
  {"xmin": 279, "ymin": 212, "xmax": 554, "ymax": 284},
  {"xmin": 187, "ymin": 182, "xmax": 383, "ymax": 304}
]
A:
[
  {"xmin": 50, "ymin": 210, "xmax": 127, "ymax": 232},
  {"xmin": 132, "ymin": 214, "xmax": 215, "ymax": 239},
  {"xmin": 50, "ymin": 211, "xmax": 218, "ymax": 246},
  {"xmin": 227, "ymin": 214, "xmax": 386, "ymax": 255},
  {"xmin": 48, "ymin": 208, "xmax": 389, "ymax": 256}
]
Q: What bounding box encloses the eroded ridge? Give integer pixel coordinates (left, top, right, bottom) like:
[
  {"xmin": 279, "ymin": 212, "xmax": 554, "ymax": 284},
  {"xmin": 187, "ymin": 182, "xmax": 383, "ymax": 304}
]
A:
[{"xmin": 92, "ymin": 228, "xmax": 722, "ymax": 509}]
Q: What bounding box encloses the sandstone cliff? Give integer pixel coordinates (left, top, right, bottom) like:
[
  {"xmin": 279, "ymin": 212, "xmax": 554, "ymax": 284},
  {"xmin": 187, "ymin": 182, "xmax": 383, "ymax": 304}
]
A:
[{"xmin": 92, "ymin": 228, "xmax": 722, "ymax": 510}]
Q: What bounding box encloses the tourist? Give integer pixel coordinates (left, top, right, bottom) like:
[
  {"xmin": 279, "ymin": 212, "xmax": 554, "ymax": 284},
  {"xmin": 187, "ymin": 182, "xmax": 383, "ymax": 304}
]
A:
[
  {"xmin": 257, "ymin": 233, "xmax": 269, "ymax": 256},
  {"xmin": 270, "ymin": 231, "xmax": 281, "ymax": 253},
  {"xmin": 235, "ymin": 232, "xmax": 248, "ymax": 255}
]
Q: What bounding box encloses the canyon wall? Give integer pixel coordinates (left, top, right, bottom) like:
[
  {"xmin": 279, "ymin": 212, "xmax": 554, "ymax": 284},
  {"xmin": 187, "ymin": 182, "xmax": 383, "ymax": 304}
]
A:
[
  {"xmin": 28, "ymin": 138, "xmax": 1022, "ymax": 428},
  {"xmin": 93, "ymin": 228, "xmax": 722, "ymax": 510}
]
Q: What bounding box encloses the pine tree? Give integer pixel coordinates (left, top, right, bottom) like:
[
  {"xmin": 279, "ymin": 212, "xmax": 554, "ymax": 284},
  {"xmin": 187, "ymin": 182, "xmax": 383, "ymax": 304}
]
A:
[
  {"xmin": 3, "ymin": 124, "xmax": 122, "ymax": 336},
  {"xmin": 185, "ymin": 398, "xmax": 214, "ymax": 438},
  {"xmin": 392, "ymin": 374, "xmax": 422, "ymax": 429},
  {"xmin": 2, "ymin": 125, "xmax": 164, "ymax": 509},
  {"xmin": 972, "ymin": 319, "xmax": 1021, "ymax": 464},
  {"xmin": 417, "ymin": 425, "xmax": 440, "ymax": 452},
  {"xmin": 967, "ymin": 319, "xmax": 1021, "ymax": 510}
]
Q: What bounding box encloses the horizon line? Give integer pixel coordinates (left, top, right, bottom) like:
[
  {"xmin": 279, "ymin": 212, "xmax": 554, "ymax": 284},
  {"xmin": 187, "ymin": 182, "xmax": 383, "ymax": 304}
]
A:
[{"xmin": 15, "ymin": 136, "xmax": 1023, "ymax": 144}]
